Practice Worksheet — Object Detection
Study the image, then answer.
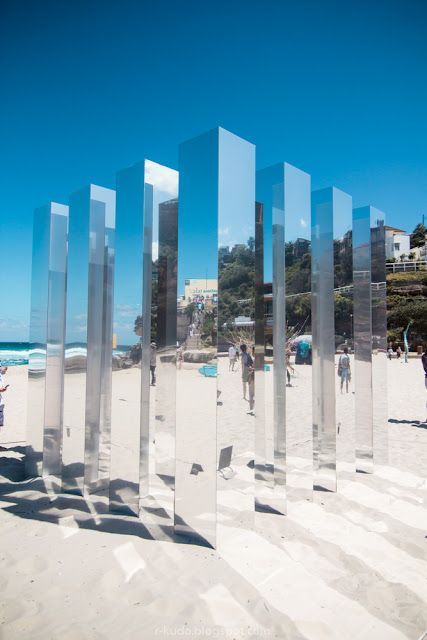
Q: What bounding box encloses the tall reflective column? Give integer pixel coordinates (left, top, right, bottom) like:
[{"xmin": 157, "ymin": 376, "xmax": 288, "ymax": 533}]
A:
[
  {"xmin": 62, "ymin": 185, "xmax": 115, "ymax": 495},
  {"xmin": 175, "ymin": 127, "xmax": 255, "ymax": 548},
  {"xmin": 109, "ymin": 161, "xmax": 152, "ymax": 515},
  {"xmin": 353, "ymin": 206, "xmax": 373, "ymax": 473},
  {"xmin": 311, "ymin": 187, "xmax": 353, "ymax": 492},
  {"xmin": 26, "ymin": 202, "xmax": 68, "ymax": 478},
  {"xmin": 109, "ymin": 159, "xmax": 178, "ymax": 530},
  {"xmin": 370, "ymin": 210, "xmax": 388, "ymax": 465},
  {"xmin": 256, "ymin": 163, "xmax": 312, "ymax": 512}
]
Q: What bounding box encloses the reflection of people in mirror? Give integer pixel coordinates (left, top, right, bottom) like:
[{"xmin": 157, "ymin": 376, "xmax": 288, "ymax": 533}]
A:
[
  {"xmin": 286, "ymin": 347, "xmax": 294, "ymax": 386},
  {"xmin": 338, "ymin": 347, "xmax": 351, "ymax": 394},
  {"xmin": 0, "ymin": 366, "xmax": 9, "ymax": 427},
  {"xmin": 240, "ymin": 344, "xmax": 254, "ymax": 413},
  {"xmin": 228, "ymin": 344, "xmax": 237, "ymax": 371},
  {"xmin": 150, "ymin": 343, "xmax": 157, "ymax": 385},
  {"xmin": 177, "ymin": 345, "xmax": 184, "ymax": 369}
]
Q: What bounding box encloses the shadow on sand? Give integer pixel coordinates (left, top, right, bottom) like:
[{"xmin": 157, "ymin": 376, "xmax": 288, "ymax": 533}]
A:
[{"xmin": 0, "ymin": 445, "xmax": 212, "ymax": 547}]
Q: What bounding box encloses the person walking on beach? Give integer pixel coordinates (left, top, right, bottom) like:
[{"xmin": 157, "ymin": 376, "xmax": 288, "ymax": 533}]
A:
[
  {"xmin": 388, "ymin": 346, "xmax": 394, "ymax": 360},
  {"xmin": 150, "ymin": 342, "xmax": 157, "ymax": 386},
  {"xmin": 228, "ymin": 344, "xmax": 237, "ymax": 371},
  {"xmin": 0, "ymin": 366, "xmax": 9, "ymax": 427},
  {"xmin": 338, "ymin": 347, "xmax": 351, "ymax": 394},
  {"xmin": 286, "ymin": 347, "xmax": 295, "ymax": 386},
  {"xmin": 396, "ymin": 345, "xmax": 402, "ymax": 360},
  {"xmin": 240, "ymin": 344, "xmax": 254, "ymax": 413}
]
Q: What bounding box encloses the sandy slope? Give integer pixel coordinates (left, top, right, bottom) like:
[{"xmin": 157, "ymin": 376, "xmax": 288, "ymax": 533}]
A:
[{"xmin": 0, "ymin": 359, "xmax": 426, "ymax": 640}]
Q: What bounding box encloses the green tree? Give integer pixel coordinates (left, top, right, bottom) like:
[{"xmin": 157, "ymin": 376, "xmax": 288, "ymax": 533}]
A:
[{"xmin": 410, "ymin": 223, "xmax": 427, "ymax": 248}]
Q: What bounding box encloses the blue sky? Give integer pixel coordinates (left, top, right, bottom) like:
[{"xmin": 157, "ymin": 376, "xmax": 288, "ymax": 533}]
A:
[{"xmin": 1, "ymin": 0, "xmax": 426, "ymax": 340}]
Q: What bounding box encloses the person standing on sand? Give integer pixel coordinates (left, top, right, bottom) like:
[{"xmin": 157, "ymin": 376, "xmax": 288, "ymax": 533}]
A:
[
  {"xmin": 338, "ymin": 347, "xmax": 351, "ymax": 394},
  {"xmin": 0, "ymin": 366, "xmax": 9, "ymax": 427},
  {"xmin": 150, "ymin": 343, "xmax": 157, "ymax": 386},
  {"xmin": 396, "ymin": 345, "xmax": 402, "ymax": 360},
  {"xmin": 286, "ymin": 347, "xmax": 295, "ymax": 386},
  {"xmin": 240, "ymin": 344, "xmax": 255, "ymax": 413},
  {"xmin": 228, "ymin": 344, "xmax": 237, "ymax": 371}
]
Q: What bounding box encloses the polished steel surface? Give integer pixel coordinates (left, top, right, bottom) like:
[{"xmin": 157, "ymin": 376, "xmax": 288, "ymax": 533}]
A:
[
  {"xmin": 217, "ymin": 129, "xmax": 256, "ymax": 534},
  {"xmin": 109, "ymin": 161, "xmax": 150, "ymax": 515},
  {"xmin": 109, "ymin": 160, "xmax": 178, "ymax": 522},
  {"xmin": 370, "ymin": 209, "xmax": 388, "ymax": 465},
  {"xmin": 175, "ymin": 128, "xmax": 219, "ymax": 547},
  {"xmin": 26, "ymin": 202, "xmax": 68, "ymax": 478},
  {"xmin": 62, "ymin": 185, "xmax": 115, "ymax": 495},
  {"xmin": 175, "ymin": 127, "xmax": 255, "ymax": 547},
  {"xmin": 143, "ymin": 163, "xmax": 178, "ymax": 531},
  {"xmin": 256, "ymin": 163, "xmax": 312, "ymax": 511},
  {"xmin": 353, "ymin": 206, "xmax": 374, "ymax": 473},
  {"xmin": 42, "ymin": 204, "xmax": 69, "ymax": 477},
  {"xmin": 312, "ymin": 187, "xmax": 353, "ymax": 492},
  {"xmin": 332, "ymin": 190, "xmax": 354, "ymax": 482}
]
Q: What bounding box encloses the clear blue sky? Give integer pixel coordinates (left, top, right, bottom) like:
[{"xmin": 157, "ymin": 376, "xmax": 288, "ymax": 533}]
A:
[{"xmin": 1, "ymin": 0, "xmax": 426, "ymax": 341}]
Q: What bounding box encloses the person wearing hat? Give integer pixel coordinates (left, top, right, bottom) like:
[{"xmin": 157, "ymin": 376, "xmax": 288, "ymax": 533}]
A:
[{"xmin": 150, "ymin": 342, "xmax": 157, "ymax": 386}]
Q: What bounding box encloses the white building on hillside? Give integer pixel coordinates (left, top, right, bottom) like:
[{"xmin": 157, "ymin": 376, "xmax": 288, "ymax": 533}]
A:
[{"xmin": 385, "ymin": 226, "xmax": 410, "ymax": 260}]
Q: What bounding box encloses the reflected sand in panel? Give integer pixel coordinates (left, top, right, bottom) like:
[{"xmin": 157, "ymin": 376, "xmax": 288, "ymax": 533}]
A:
[
  {"xmin": 353, "ymin": 206, "xmax": 373, "ymax": 473},
  {"xmin": 62, "ymin": 185, "xmax": 115, "ymax": 496},
  {"xmin": 109, "ymin": 160, "xmax": 178, "ymax": 535},
  {"xmin": 312, "ymin": 187, "xmax": 353, "ymax": 492},
  {"xmin": 175, "ymin": 128, "xmax": 255, "ymax": 547},
  {"xmin": 371, "ymin": 210, "xmax": 388, "ymax": 465},
  {"xmin": 256, "ymin": 163, "xmax": 312, "ymax": 512},
  {"xmin": 26, "ymin": 202, "xmax": 68, "ymax": 479}
]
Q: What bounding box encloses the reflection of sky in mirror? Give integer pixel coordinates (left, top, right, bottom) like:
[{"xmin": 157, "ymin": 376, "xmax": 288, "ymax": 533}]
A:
[
  {"xmin": 312, "ymin": 187, "xmax": 352, "ymax": 241},
  {"xmin": 145, "ymin": 160, "xmax": 179, "ymax": 259},
  {"xmin": 257, "ymin": 163, "xmax": 311, "ymax": 283},
  {"xmin": 113, "ymin": 160, "xmax": 178, "ymax": 345},
  {"xmin": 178, "ymin": 129, "xmax": 218, "ymax": 297},
  {"xmin": 369, "ymin": 206, "xmax": 385, "ymax": 228},
  {"xmin": 332, "ymin": 187, "xmax": 352, "ymax": 239},
  {"xmin": 66, "ymin": 185, "xmax": 115, "ymax": 343},
  {"xmin": 218, "ymin": 128, "xmax": 255, "ymax": 249},
  {"xmin": 178, "ymin": 127, "xmax": 255, "ymax": 296}
]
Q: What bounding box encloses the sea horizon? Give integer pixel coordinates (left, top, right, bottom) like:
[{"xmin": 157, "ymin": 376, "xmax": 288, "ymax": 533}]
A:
[{"xmin": 0, "ymin": 341, "xmax": 130, "ymax": 366}]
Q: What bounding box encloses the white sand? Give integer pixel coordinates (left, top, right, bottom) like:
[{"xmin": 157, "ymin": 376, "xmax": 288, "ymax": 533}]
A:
[{"xmin": 0, "ymin": 359, "xmax": 426, "ymax": 640}]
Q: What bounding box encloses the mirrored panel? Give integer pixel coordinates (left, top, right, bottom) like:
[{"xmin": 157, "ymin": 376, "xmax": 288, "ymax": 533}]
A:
[
  {"xmin": 42, "ymin": 203, "xmax": 69, "ymax": 477},
  {"xmin": 27, "ymin": 202, "xmax": 68, "ymax": 477},
  {"xmin": 62, "ymin": 185, "xmax": 115, "ymax": 495},
  {"xmin": 370, "ymin": 209, "xmax": 388, "ymax": 465},
  {"xmin": 175, "ymin": 128, "xmax": 255, "ymax": 547},
  {"xmin": 283, "ymin": 166, "xmax": 313, "ymax": 503},
  {"xmin": 353, "ymin": 206, "xmax": 373, "ymax": 473},
  {"xmin": 109, "ymin": 160, "xmax": 178, "ymax": 528},
  {"xmin": 333, "ymin": 190, "xmax": 354, "ymax": 482},
  {"xmin": 151, "ymin": 174, "xmax": 178, "ymax": 527},
  {"xmin": 109, "ymin": 161, "xmax": 151, "ymax": 515},
  {"xmin": 175, "ymin": 128, "xmax": 219, "ymax": 547},
  {"xmin": 217, "ymin": 129, "xmax": 255, "ymax": 534},
  {"xmin": 256, "ymin": 163, "xmax": 312, "ymax": 512},
  {"xmin": 312, "ymin": 187, "xmax": 353, "ymax": 492}
]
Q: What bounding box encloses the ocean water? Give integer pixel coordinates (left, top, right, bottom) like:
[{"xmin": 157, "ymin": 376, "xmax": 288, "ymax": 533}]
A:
[
  {"xmin": 0, "ymin": 342, "xmax": 128, "ymax": 367},
  {"xmin": 0, "ymin": 342, "xmax": 29, "ymax": 366}
]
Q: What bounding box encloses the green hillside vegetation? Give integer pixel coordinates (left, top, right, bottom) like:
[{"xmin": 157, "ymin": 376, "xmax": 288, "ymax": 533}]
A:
[{"xmin": 387, "ymin": 271, "xmax": 427, "ymax": 345}]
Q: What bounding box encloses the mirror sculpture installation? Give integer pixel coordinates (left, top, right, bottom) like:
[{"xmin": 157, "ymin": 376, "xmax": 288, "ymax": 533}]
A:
[{"xmin": 26, "ymin": 126, "xmax": 387, "ymax": 548}]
